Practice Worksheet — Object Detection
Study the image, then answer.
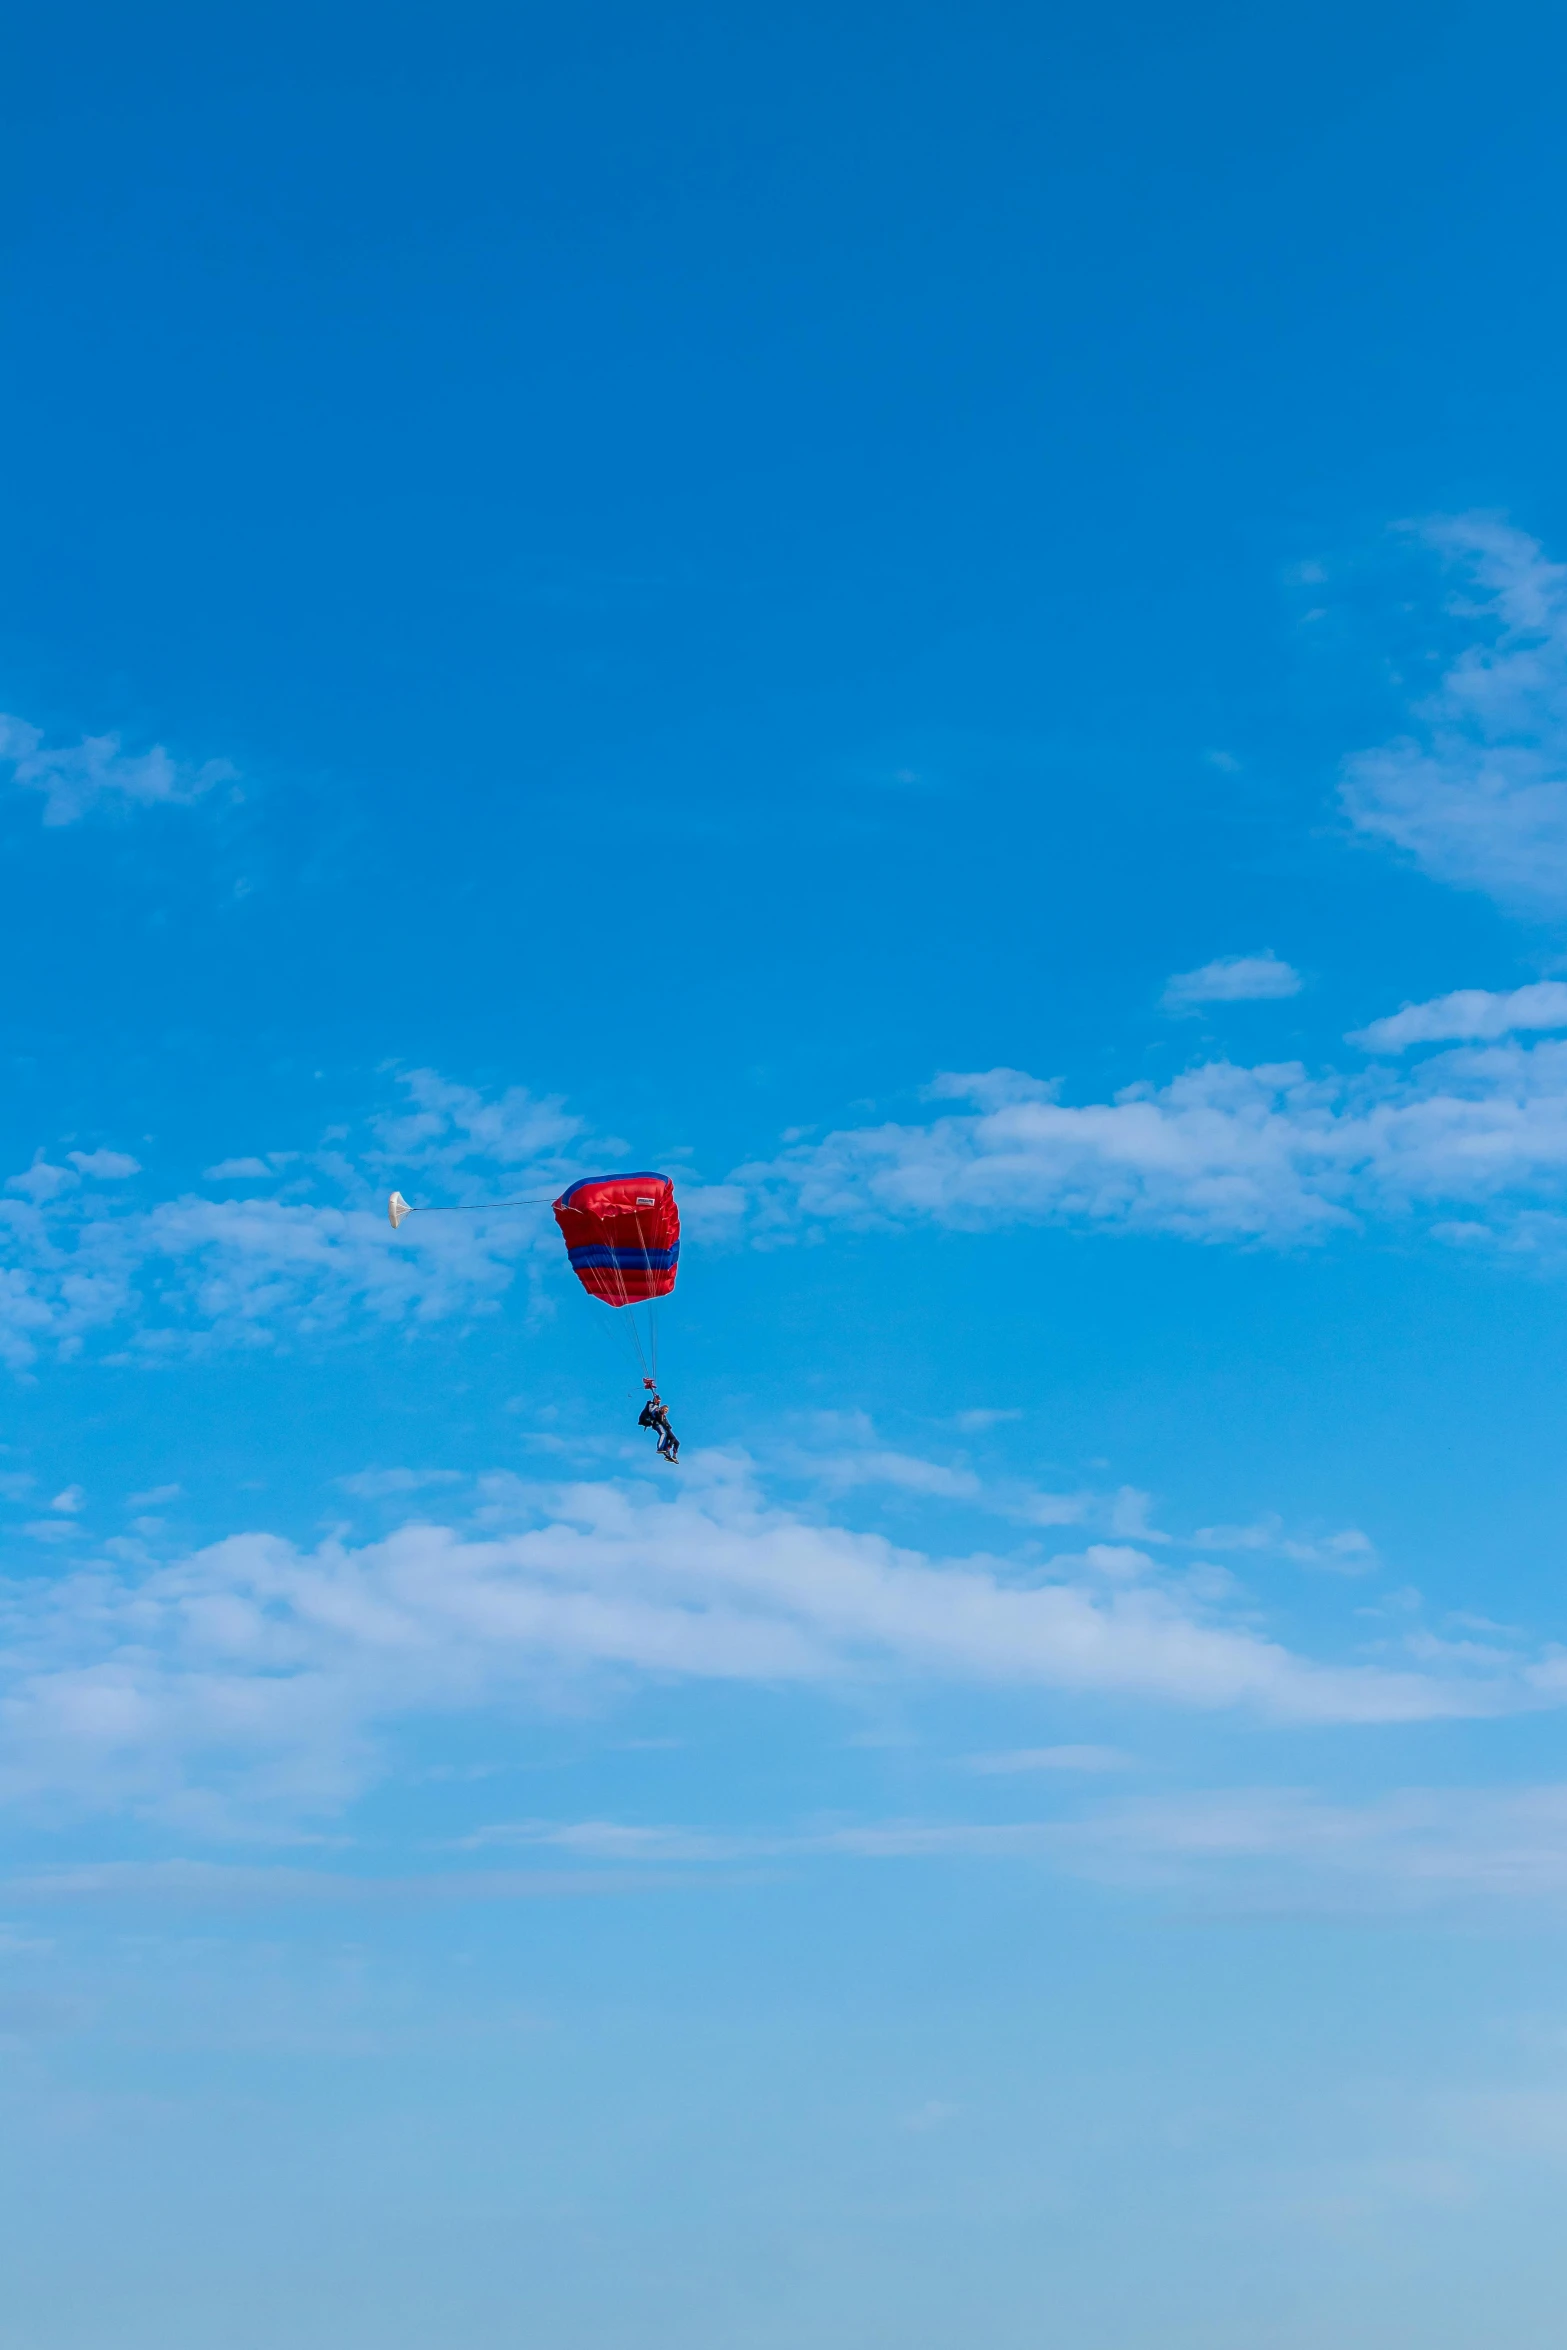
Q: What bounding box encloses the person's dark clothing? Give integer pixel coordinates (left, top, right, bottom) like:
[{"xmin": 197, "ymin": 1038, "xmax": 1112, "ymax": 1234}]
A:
[{"xmin": 638, "ymin": 1399, "xmax": 679, "ymax": 1461}]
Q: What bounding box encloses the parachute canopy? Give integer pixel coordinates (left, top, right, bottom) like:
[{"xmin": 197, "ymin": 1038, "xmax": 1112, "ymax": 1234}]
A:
[{"xmin": 553, "ymin": 1172, "xmax": 679, "ymax": 1307}]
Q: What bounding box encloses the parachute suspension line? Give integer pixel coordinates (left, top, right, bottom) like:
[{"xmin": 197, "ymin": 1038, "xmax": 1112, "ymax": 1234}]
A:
[
  {"xmin": 626, "ymin": 1304, "xmax": 649, "ymax": 1382},
  {"xmin": 627, "ymin": 1205, "xmax": 654, "ymax": 1389},
  {"xmin": 586, "ymin": 1294, "xmax": 643, "ymax": 1401},
  {"xmin": 641, "ymin": 1298, "xmax": 659, "ymax": 1388},
  {"xmin": 603, "ymin": 1205, "xmax": 659, "ymax": 1393},
  {"xmin": 602, "ymin": 1287, "xmax": 649, "ymax": 1384},
  {"xmin": 628, "ymin": 1299, "xmax": 657, "ymax": 1388}
]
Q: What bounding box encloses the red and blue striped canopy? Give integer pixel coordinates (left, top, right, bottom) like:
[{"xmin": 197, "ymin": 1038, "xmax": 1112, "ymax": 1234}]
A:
[{"xmin": 552, "ymin": 1173, "xmax": 679, "ymax": 1306}]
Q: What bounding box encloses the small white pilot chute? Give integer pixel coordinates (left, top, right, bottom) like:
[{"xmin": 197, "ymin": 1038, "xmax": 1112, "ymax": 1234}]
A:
[{"xmin": 385, "ymin": 1184, "xmax": 560, "ymax": 1230}]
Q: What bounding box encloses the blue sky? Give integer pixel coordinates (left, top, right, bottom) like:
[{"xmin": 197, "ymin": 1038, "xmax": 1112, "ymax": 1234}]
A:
[{"xmin": 9, "ymin": 2, "xmax": 1567, "ymax": 2342}]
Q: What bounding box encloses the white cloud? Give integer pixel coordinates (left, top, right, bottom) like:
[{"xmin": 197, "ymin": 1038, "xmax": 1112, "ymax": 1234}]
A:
[
  {"xmin": 1048, "ymin": 1782, "xmax": 1567, "ymax": 1912},
  {"xmin": 1190, "ymin": 1515, "xmax": 1376, "ymax": 1572},
  {"xmin": 203, "ymin": 1158, "xmax": 271, "ymax": 1180},
  {"xmin": 775, "ymin": 1424, "xmax": 1366, "ymax": 1561},
  {"xmin": 0, "ymin": 1459, "xmax": 1522, "ymax": 1829},
  {"xmin": 372, "ymin": 1066, "xmax": 583, "ymax": 1181},
  {"xmin": 733, "ymin": 1032, "xmax": 1567, "ymax": 1250},
  {"xmin": 6, "ymin": 1160, "xmax": 77, "ymax": 1204},
  {"xmin": 1, "ymin": 1859, "xmax": 651, "ymax": 1907},
  {"xmin": 19, "ymin": 1782, "xmax": 1567, "ymax": 1923},
  {"xmin": 65, "ymin": 1150, "xmax": 140, "ymax": 1180},
  {"xmin": 676, "ymin": 1182, "xmax": 748, "ymax": 1233},
  {"xmin": 1352, "ymin": 982, "xmax": 1567, "ymax": 1052},
  {"xmin": 1342, "ymin": 515, "xmax": 1567, "ymax": 913},
  {"xmin": 339, "ymin": 1467, "xmax": 465, "ymax": 1499},
  {"xmin": 1162, "ymin": 953, "xmax": 1302, "ymax": 1010},
  {"xmin": 458, "ymin": 1781, "xmax": 1567, "ymax": 1916},
  {"xmin": 772, "ymin": 1417, "xmax": 1089, "ymax": 1530},
  {"xmin": 801, "ymin": 1446, "xmax": 983, "ymax": 1501},
  {"xmin": 0, "ymin": 712, "xmax": 236, "ymax": 826},
  {"xmin": 1107, "ymin": 1487, "xmax": 1171, "ymax": 1542},
  {"xmin": 1009, "ymin": 1488, "xmax": 1093, "ymax": 1528}
]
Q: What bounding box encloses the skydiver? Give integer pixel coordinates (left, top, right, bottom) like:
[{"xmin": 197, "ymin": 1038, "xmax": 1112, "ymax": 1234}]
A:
[{"xmin": 638, "ymin": 1385, "xmax": 679, "ymax": 1464}]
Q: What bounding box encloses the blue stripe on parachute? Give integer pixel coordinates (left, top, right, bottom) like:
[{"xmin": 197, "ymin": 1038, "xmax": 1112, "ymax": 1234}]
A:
[{"xmin": 567, "ymin": 1243, "xmax": 680, "ymax": 1271}]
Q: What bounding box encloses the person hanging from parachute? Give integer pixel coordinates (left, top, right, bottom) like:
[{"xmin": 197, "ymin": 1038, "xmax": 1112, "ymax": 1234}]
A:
[
  {"xmin": 387, "ymin": 1170, "xmax": 682, "ymax": 1453},
  {"xmin": 637, "ymin": 1381, "xmax": 679, "ymax": 1464},
  {"xmin": 552, "ymin": 1173, "xmax": 681, "ymax": 1461}
]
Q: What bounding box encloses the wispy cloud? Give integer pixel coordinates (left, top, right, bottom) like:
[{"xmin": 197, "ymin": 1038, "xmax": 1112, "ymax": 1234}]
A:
[
  {"xmin": 23, "ymin": 1780, "xmax": 1567, "ymax": 1922},
  {"xmin": 0, "ymin": 712, "xmax": 236, "ymax": 826},
  {"xmin": 66, "ymin": 1149, "xmax": 140, "ymax": 1179},
  {"xmin": 1351, "ymin": 982, "xmax": 1567, "ymax": 1052},
  {"xmin": 1191, "ymin": 1515, "xmax": 1375, "ymax": 1572},
  {"xmin": 795, "ymin": 1444, "xmax": 984, "ymax": 1501},
  {"xmin": 765, "ymin": 1418, "xmax": 1360, "ymax": 1561},
  {"xmin": 731, "ymin": 1033, "xmax": 1567, "ymax": 1251},
  {"xmin": 461, "ymin": 1781, "xmax": 1567, "ymax": 1916},
  {"xmin": 1049, "ymin": 1782, "xmax": 1567, "ymax": 1912},
  {"xmin": 0, "ymin": 1459, "xmax": 1523, "ymax": 1830},
  {"xmin": 338, "ymin": 1467, "xmax": 465, "ymax": 1499},
  {"xmin": 1162, "ymin": 953, "xmax": 1302, "ymax": 1010},
  {"xmin": 1342, "ymin": 514, "xmax": 1567, "ymax": 913},
  {"xmin": 2, "ymin": 1859, "xmax": 673, "ymax": 1907}
]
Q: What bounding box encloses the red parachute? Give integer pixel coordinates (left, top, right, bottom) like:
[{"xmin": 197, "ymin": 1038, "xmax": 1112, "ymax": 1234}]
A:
[{"xmin": 551, "ymin": 1172, "xmax": 679, "ymax": 1306}]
